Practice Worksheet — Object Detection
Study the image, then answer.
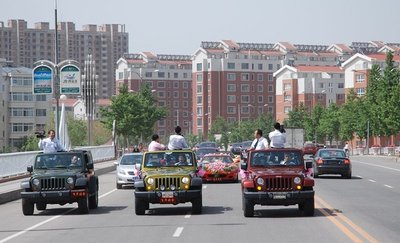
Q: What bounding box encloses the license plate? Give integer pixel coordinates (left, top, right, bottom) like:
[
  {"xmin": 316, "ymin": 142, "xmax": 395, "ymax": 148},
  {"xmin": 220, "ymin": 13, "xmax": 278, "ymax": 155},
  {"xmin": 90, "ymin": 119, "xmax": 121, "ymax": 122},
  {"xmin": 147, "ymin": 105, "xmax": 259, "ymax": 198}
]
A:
[
  {"xmin": 161, "ymin": 191, "xmax": 174, "ymax": 198},
  {"xmin": 272, "ymin": 192, "xmax": 287, "ymax": 199}
]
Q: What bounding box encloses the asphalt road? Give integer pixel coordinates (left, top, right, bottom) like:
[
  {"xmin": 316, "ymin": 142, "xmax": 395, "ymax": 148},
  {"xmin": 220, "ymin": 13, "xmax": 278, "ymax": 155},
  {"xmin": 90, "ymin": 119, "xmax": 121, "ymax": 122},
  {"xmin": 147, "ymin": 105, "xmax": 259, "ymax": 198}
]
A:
[{"xmin": 0, "ymin": 155, "xmax": 399, "ymax": 243}]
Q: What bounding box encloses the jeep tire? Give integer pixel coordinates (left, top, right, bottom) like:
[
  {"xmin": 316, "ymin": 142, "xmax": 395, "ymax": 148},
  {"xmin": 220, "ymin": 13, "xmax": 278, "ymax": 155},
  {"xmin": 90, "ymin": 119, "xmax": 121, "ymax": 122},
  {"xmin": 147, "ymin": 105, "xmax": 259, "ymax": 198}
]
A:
[
  {"xmin": 303, "ymin": 198, "xmax": 315, "ymax": 216},
  {"xmin": 78, "ymin": 193, "xmax": 90, "ymax": 214},
  {"xmin": 22, "ymin": 198, "xmax": 34, "ymax": 215},
  {"xmin": 36, "ymin": 202, "xmax": 47, "ymax": 211},
  {"xmin": 243, "ymin": 197, "xmax": 254, "ymax": 217},
  {"xmin": 135, "ymin": 198, "xmax": 148, "ymax": 215},
  {"xmin": 192, "ymin": 197, "xmax": 202, "ymax": 214},
  {"xmin": 89, "ymin": 187, "xmax": 98, "ymax": 209}
]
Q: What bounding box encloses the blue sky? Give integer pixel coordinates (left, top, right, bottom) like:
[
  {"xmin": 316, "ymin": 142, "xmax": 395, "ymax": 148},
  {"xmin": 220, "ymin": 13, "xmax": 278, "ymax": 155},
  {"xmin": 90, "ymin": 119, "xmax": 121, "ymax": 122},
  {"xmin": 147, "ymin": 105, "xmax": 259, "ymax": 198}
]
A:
[{"xmin": 2, "ymin": 0, "xmax": 400, "ymax": 55}]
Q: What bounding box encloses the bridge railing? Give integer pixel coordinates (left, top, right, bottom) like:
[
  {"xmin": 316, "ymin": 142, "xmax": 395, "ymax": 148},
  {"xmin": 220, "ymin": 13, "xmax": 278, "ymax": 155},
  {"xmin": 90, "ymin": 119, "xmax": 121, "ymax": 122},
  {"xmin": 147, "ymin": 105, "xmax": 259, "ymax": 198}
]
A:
[{"xmin": 0, "ymin": 145, "xmax": 115, "ymax": 178}]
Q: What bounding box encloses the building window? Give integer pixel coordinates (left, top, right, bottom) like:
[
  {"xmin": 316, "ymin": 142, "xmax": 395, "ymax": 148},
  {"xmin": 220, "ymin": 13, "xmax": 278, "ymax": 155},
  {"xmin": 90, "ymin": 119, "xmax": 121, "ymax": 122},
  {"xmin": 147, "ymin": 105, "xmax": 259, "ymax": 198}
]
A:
[
  {"xmin": 337, "ymin": 94, "xmax": 345, "ymax": 100},
  {"xmin": 196, "ymin": 74, "xmax": 203, "ymax": 81},
  {"xmin": 283, "ymin": 84, "xmax": 291, "ymax": 91},
  {"xmin": 157, "ymin": 72, "xmax": 165, "ymax": 78},
  {"xmin": 257, "ymin": 85, "xmax": 263, "ymax": 92},
  {"xmin": 182, "ymin": 82, "xmax": 188, "ymax": 88},
  {"xmin": 173, "ymin": 91, "xmax": 179, "ymax": 98},
  {"xmin": 227, "ymin": 73, "xmax": 236, "ymax": 81},
  {"xmin": 35, "ymin": 109, "xmax": 47, "ymax": 116},
  {"xmin": 319, "ymin": 83, "xmax": 324, "ymax": 88},
  {"xmin": 227, "ymin": 84, "xmax": 236, "ymax": 92},
  {"xmin": 174, "ymin": 73, "xmax": 178, "ymax": 78},
  {"xmin": 268, "ymin": 85, "xmax": 274, "ymax": 92},
  {"xmin": 257, "ymin": 73, "xmax": 264, "ymax": 81},
  {"xmin": 356, "ymin": 74, "xmax": 365, "ymax": 82},
  {"xmin": 36, "ymin": 95, "xmax": 47, "ymax": 101},
  {"xmin": 197, "ymin": 85, "xmax": 202, "ymax": 93},
  {"xmin": 338, "ymin": 83, "xmax": 344, "ymax": 88},
  {"xmin": 241, "ymin": 95, "xmax": 250, "ymax": 103},
  {"xmin": 356, "ymin": 88, "xmax": 365, "ymax": 96},
  {"xmin": 145, "ymin": 72, "xmax": 153, "ymax": 78},
  {"xmin": 268, "ymin": 64, "xmax": 273, "ymax": 70},
  {"xmin": 197, "ymin": 96, "xmax": 202, "ymax": 104},
  {"xmin": 284, "ymin": 106, "xmax": 292, "ymax": 113},
  {"xmin": 241, "ymin": 84, "xmax": 250, "ymax": 92},
  {"xmin": 157, "ymin": 81, "xmax": 165, "ymax": 88},
  {"xmin": 241, "ymin": 63, "xmax": 249, "ymax": 69},
  {"xmin": 196, "ymin": 63, "xmax": 202, "ymax": 71},
  {"xmin": 227, "ymin": 63, "xmax": 235, "ymax": 69},
  {"xmin": 227, "ymin": 106, "xmax": 235, "ymax": 114},
  {"xmin": 268, "ymin": 73, "xmax": 273, "ymax": 81},
  {"xmin": 284, "ymin": 95, "xmax": 292, "ymax": 101},
  {"xmin": 241, "ymin": 73, "xmax": 249, "ymax": 81},
  {"xmin": 227, "ymin": 95, "xmax": 236, "ymax": 103},
  {"xmin": 258, "ymin": 64, "xmax": 263, "ymax": 70}
]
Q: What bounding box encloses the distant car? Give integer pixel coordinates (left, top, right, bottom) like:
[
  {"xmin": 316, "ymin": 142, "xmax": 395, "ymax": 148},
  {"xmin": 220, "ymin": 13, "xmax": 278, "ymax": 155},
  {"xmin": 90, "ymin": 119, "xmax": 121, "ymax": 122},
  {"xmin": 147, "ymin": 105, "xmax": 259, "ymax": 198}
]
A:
[
  {"xmin": 114, "ymin": 153, "xmax": 143, "ymax": 189},
  {"xmin": 313, "ymin": 149, "xmax": 352, "ymax": 179},
  {"xmin": 198, "ymin": 153, "xmax": 240, "ymax": 182},
  {"xmin": 303, "ymin": 142, "xmax": 320, "ymax": 155},
  {"xmin": 199, "ymin": 141, "xmax": 218, "ymax": 149},
  {"xmin": 230, "ymin": 142, "xmax": 242, "ymax": 155},
  {"xmin": 195, "ymin": 147, "xmax": 220, "ymax": 160}
]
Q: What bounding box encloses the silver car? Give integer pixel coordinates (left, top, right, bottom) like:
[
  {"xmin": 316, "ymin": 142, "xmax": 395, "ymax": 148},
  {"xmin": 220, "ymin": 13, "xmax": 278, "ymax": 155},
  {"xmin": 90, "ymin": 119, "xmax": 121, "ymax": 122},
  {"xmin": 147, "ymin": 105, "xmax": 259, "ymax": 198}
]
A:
[{"xmin": 114, "ymin": 153, "xmax": 143, "ymax": 189}]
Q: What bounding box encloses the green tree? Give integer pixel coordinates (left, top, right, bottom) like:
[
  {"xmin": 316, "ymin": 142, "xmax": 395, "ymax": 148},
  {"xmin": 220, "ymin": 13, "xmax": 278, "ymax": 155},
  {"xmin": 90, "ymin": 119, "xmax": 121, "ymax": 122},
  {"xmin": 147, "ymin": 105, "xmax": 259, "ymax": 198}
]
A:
[
  {"xmin": 285, "ymin": 103, "xmax": 308, "ymax": 128},
  {"xmin": 319, "ymin": 103, "xmax": 340, "ymax": 146},
  {"xmin": 209, "ymin": 116, "xmax": 230, "ymax": 150},
  {"xmin": 339, "ymin": 89, "xmax": 358, "ymax": 142}
]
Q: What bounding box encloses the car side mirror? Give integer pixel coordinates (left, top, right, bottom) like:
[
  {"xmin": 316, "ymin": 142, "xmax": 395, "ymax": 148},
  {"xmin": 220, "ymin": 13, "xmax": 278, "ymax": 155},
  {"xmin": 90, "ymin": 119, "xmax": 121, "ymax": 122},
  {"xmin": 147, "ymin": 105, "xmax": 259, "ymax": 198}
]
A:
[
  {"xmin": 305, "ymin": 161, "xmax": 312, "ymax": 169},
  {"xmin": 241, "ymin": 162, "xmax": 248, "ymax": 170},
  {"xmin": 87, "ymin": 163, "xmax": 94, "ymax": 170},
  {"xmin": 27, "ymin": 165, "xmax": 33, "ymax": 173}
]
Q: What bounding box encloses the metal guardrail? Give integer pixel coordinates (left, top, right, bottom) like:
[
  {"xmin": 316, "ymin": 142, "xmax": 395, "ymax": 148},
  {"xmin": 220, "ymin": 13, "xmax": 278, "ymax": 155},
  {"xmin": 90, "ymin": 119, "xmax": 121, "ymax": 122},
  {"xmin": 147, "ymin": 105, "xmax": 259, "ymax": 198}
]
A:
[{"xmin": 0, "ymin": 145, "xmax": 115, "ymax": 178}]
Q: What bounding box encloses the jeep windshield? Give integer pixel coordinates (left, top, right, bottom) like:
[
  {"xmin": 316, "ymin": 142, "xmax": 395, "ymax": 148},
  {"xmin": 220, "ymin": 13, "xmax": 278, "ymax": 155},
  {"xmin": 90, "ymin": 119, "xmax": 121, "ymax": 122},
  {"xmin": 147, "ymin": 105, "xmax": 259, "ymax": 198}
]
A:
[
  {"xmin": 250, "ymin": 151, "xmax": 302, "ymax": 167},
  {"xmin": 34, "ymin": 153, "xmax": 84, "ymax": 170},
  {"xmin": 144, "ymin": 151, "xmax": 195, "ymax": 167}
]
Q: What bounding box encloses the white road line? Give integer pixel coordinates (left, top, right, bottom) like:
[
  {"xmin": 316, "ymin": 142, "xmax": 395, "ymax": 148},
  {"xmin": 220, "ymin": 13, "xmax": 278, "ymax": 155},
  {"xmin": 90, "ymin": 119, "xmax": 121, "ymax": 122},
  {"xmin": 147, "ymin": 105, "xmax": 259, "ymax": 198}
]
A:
[
  {"xmin": 0, "ymin": 189, "xmax": 117, "ymax": 243},
  {"xmin": 354, "ymin": 175, "xmax": 363, "ymax": 179},
  {"xmin": 173, "ymin": 227, "xmax": 184, "ymax": 237},
  {"xmin": 384, "ymin": 184, "xmax": 393, "ymax": 188},
  {"xmin": 354, "ymin": 161, "xmax": 400, "ymax": 172},
  {"xmin": 203, "ymin": 185, "xmax": 207, "ymax": 189},
  {"xmin": 369, "ymin": 179, "xmax": 376, "ymax": 183},
  {"xmin": 184, "ymin": 213, "xmax": 191, "ymax": 219}
]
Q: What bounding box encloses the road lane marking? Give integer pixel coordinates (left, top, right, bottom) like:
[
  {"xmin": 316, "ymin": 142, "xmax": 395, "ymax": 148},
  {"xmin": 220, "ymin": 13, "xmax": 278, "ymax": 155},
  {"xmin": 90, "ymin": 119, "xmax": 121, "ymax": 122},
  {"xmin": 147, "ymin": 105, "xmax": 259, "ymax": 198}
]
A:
[
  {"xmin": 316, "ymin": 195, "xmax": 379, "ymax": 243},
  {"xmin": 0, "ymin": 188, "xmax": 117, "ymax": 243},
  {"xmin": 315, "ymin": 202, "xmax": 362, "ymax": 243},
  {"xmin": 369, "ymin": 179, "xmax": 376, "ymax": 183},
  {"xmin": 184, "ymin": 213, "xmax": 191, "ymax": 218},
  {"xmin": 353, "ymin": 161, "xmax": 400, "ymax": 172},
  {"xmin": 384, "ymin": 184, "xmax": 393, "ymax": 188},
  {"xmin": 173, "ymin": 227, "xmax": 184, "ymax": 237}
]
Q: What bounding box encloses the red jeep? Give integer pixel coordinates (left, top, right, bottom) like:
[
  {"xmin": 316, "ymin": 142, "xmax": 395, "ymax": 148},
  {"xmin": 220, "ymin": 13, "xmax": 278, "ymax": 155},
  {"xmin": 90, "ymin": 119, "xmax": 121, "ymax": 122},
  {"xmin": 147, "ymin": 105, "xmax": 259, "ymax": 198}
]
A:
[{"xmin": 240, "ymin": 148, "xmax": 315, "ymax": 217}]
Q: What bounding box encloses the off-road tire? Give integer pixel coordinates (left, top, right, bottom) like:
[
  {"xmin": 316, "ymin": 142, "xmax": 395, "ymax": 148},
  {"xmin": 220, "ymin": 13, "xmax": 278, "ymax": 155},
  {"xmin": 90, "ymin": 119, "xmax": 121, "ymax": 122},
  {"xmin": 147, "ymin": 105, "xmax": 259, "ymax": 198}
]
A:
[
  {"xmin": 135, "ymin": 198, "xmax": 147, "ymax": 215},
  {"xmin": 89, "ymin": 187, "xmax": 98, "ymax": 209},
  {"xmin": 78, "ymin": 193, "xmax": 90, "ymax": 214},
  {"xmin": 243, "ymin": 197, "xmax": 254, "ymax": 217},
  {"xmin": 303, "ymin": 198, "xmax": 315, "ymax": 216},
  {"xmin": 22, "ymin": 198, "xmax": 34, "ymax": 215},
  {"xmin": 192, "ymin": 197, "xmax": 202, "ymax": 214}
]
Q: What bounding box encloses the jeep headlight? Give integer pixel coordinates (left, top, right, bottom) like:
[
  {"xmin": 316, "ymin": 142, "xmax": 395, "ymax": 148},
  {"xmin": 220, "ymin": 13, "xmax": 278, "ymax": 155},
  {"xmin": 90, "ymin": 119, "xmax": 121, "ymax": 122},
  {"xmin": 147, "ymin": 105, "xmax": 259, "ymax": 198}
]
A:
[
  {"xmin": 66, "ymin": 177, "xmax": 74, "ymax": 185},
  {"xmin": 32, "ymin": 178, "xmax": 40, "ymax": 186},
  {"xmin": 256, "ymin": 177, "xmax": 264, "ymax": 185},
  {"xmin": 147, "ymin": 178, "xmax": 154, "ymax": 185},
  {"xmin": 293, "ymin": 177, "xmax": 301, "ymax": 184},
  {"xmin": 182, "ymin": 177, "xmax": 190, "ymax": 184}
]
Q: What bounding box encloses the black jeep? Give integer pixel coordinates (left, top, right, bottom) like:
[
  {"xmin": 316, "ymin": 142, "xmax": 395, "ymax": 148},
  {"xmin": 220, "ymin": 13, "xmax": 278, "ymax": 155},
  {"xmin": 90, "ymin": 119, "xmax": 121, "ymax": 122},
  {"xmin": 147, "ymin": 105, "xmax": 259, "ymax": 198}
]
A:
[{"xmin": 20, "ymin": 150, "xmax": 99, "ymax": 215}]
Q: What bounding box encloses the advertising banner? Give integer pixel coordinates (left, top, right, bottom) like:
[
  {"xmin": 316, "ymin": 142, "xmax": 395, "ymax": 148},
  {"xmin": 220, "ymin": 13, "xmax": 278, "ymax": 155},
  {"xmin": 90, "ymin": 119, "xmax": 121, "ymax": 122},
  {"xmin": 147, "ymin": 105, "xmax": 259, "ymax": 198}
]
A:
[
  {"xmin": 60, "ymin": 64, "xmax": 81, "ymax": 94},
  {"xmin": 32, "ymin": 65, "xmax": 53, "ymax": 94}
]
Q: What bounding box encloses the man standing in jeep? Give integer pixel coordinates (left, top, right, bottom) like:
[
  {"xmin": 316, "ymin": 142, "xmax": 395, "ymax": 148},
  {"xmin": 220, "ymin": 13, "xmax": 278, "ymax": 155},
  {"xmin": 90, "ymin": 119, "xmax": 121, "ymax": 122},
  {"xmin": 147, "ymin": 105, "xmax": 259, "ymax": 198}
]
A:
[
  {"xmin": 269, "ymin": 123, "xmax": 286, "ymax": 148},
  {"xmin": 38, "ymin": 129, "xmax": 65, "ymax": 153}
]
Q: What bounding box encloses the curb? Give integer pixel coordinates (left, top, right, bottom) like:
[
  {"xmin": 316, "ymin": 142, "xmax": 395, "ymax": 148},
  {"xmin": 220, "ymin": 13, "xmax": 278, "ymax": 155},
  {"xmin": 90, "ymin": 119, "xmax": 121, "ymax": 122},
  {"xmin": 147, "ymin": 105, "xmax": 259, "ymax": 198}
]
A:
[{"xmin": 0, "ymin": 163, "xmax": 116, "ymax": 205}]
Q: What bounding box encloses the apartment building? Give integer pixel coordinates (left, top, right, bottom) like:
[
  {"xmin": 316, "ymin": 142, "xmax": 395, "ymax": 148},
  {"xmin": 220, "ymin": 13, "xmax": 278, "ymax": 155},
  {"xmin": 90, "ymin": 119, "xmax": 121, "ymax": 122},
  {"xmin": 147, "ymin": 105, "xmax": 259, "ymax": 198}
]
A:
[
  {"xmin": 116, "ymin": 53, "xmax": 192, "ymax": 138},
  {"xmin": 0, "ymin": 60, "xmax": 52, "ymax": 150},
  {"xmin": 0, "ymin": 19, "xmax": 128, "ymax": 99},
  {"xmin": 274, "ymin": 65, "xmax": 345, "ymax": 122}
]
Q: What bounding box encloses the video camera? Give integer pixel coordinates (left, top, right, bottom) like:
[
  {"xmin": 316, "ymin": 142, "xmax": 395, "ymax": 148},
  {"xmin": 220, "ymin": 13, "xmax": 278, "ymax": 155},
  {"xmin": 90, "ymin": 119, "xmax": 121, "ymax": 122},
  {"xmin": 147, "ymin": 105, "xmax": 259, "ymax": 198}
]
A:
[
  {"xmin": 35, "ymin": 130, "xmax": 46, "ymax": 139},
  {"xmin": 280, "ymin": 125, "xmax": 286, "ymax": 133}
]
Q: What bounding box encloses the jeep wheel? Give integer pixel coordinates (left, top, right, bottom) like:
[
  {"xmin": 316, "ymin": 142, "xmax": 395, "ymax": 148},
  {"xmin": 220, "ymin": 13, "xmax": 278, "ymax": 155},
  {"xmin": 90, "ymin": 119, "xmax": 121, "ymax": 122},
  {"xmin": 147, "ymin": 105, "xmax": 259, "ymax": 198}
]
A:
[
  {"xmin": 89, "ymin": 187, "xmax": 98, "ymax": 209},
  {"xmin": 135, "ymin": 198, "xmax": 147, "ymax": 215},
  {"xmin": 22, "ymin": 198, "xmax": 34, "ymax": 215},
  {"xmin": 303, "ymin": 198, "xmax": 315, "ymax": 216},
  {"xmin": 78, "ymin": 193, "xmax": 89, "ymax": 214},
  {"xmin": 36, "ymin": 202, "xmax": 47, "ymax": 211},
  {"xmin": 192, "ymin": 197, "xmax": 202, "ymax": 214},
  {"xmin": 243, "ymin": 197, "xmax": 254, "ymax": 217},
  {"xmin": 116, "ymin": 183, "xmax": 122, "ymax": 189}
]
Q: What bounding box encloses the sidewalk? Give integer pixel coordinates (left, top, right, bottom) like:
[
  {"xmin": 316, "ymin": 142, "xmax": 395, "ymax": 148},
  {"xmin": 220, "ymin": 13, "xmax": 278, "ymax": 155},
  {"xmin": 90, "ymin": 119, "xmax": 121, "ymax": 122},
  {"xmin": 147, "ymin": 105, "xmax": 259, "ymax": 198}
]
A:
[{"xmin": 0, "ymin": 160, "xmax": 116, "ymax": 205}]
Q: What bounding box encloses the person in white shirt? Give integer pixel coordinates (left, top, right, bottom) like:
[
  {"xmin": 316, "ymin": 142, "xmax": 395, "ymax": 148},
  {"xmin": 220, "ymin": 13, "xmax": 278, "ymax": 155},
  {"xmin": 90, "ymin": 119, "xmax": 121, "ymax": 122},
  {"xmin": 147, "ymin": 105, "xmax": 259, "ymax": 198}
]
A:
[
  {"xmin": 148, "ymin": 134, "xmax": 166, "ymax": 151},
  {"xmin": 249, "ymin": 129, "xmax": 269, "ymax": 151},
  {"xmin": 167, "ymin": 126, "xmax": 189, "ymax": 150},
  {"xmin": 38, "ymin": 129, "xmax": 65, "ymax": 153},
  {"xmin": 269, "ymin": 123, "xmax": 286, "ymax": 148}
]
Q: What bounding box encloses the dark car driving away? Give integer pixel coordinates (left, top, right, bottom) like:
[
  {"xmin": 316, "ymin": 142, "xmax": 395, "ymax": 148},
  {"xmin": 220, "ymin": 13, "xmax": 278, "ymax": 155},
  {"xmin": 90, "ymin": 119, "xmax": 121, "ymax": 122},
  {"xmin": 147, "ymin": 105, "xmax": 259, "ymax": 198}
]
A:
[{"xmin": 313, "ymin": 148, "xmax": 352, "ymax": 179}]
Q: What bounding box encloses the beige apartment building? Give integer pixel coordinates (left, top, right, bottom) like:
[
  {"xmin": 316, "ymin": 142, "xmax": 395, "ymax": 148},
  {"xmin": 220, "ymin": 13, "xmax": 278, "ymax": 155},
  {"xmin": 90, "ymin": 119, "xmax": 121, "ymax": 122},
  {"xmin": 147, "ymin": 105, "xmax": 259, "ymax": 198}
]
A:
[
  {"xmin": 0, "ymin": 19, "xmax": 128, "ymax": 99},
  {"xmin": 116, "ymin": 53, "xmax": 193, "ymax": 138},
  {"xmin": 0, "ymin": 59, "xmax": 52, "ymax": 150}
]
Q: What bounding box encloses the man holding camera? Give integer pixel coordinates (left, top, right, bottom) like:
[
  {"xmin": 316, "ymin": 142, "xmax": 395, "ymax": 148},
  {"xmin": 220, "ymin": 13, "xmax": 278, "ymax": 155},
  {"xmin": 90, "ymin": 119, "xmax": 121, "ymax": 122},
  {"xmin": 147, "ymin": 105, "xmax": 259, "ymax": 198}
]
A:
[
  {"xmin": 268, "ymin": 122, "xmax": 286, "ymax": 148},
  {"xmin": 38, "ymin": 129, "xmax": 65, "ymax": 153}
]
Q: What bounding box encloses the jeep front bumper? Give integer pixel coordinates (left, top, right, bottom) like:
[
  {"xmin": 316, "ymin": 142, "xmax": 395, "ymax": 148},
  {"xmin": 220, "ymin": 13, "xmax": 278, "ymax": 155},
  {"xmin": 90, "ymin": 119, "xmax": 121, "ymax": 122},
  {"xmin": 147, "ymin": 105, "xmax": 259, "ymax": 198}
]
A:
[
  {"xmin": 21, "ymin": 189, "xmax": 87, "ymax": 204},
  {"xmin": 135, "ymin": 189, "xmax": 201, "ymax": 204},
  {"xmin": 243, "ymin": 190, "xmax": 314, "ymax": 205}
]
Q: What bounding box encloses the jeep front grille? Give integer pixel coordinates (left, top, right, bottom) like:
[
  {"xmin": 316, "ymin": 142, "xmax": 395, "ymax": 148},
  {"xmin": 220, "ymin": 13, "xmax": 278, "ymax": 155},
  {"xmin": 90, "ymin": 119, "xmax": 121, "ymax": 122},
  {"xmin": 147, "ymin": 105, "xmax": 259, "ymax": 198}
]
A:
[
  {"xmin": 40, "ymin": 178, "xmax": 67, "ymax": 190},
  {"xmin": 154, "ymin": 177, "xmax": 182, "ymax": 190},
  {"xmin": 265, "ymin": 177, "xmax": 293, "ymax": 191}
]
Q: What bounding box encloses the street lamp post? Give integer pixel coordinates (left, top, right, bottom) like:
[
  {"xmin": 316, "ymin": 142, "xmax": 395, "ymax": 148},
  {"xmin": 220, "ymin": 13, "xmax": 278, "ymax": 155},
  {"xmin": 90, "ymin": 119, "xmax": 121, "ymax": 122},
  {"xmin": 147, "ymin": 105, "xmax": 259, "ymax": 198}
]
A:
[{"xmin": 238, "ymin": 104, "xmax": 241, "ymax": 125}]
